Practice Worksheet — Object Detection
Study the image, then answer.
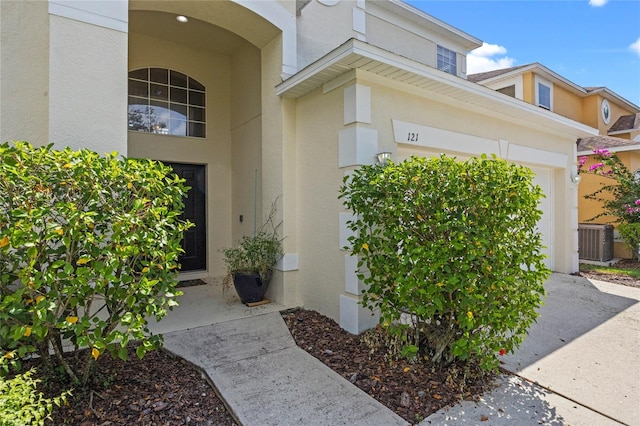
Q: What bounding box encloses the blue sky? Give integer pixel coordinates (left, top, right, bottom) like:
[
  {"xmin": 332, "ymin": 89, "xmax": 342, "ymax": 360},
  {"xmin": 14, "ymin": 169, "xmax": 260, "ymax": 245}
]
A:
[{"xmin": 405, "ymin": 0, "xmax": 640, "ymax": 107}]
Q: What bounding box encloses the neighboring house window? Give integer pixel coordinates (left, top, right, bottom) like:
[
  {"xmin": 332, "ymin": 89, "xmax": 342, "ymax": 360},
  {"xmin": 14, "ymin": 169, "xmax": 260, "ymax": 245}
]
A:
[
  {"xmin": 128, "ymin": 68, "xmax": 206, "ymax": 138},
  {"xmin": 535, "ymin": 75, "xmax": 553, "ymax": 110},
  {"xmin": 437, "ymin": 45, "xmax": 457, "ymax": 75},
  {"xmin": 497, "ymin": 85, "xmax": 516, "ymax": 97}
]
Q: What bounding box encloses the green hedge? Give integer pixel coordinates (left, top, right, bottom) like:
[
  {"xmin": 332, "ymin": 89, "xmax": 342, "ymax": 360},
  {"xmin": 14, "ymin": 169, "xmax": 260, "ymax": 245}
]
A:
[
  {"xmin": 0, "ymin": 142, "xmax": 191, "ymax": 384},
  {"xmin": 340, "ymin": 155, "xmax": 549, "ymax": 371}
]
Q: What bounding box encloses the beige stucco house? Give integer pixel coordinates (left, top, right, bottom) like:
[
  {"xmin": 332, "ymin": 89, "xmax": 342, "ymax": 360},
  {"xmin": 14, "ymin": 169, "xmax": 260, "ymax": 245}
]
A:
[{"xmin": 1, "ymin": 0, "xmax": 597, "ymax": 333}]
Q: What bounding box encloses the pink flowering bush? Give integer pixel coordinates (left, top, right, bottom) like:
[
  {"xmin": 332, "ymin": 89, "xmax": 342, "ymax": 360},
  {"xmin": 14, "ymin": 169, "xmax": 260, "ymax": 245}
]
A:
[{"xmin": 580, "ymin": 148, "xmax": 640, "ymax": 257}]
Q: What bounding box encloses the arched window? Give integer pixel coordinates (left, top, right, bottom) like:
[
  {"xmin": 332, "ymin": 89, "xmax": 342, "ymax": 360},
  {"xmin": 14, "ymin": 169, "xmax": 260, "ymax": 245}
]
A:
[{"xmin": 128, "ymin": 68, "xmax": 205, "ymax": 138}]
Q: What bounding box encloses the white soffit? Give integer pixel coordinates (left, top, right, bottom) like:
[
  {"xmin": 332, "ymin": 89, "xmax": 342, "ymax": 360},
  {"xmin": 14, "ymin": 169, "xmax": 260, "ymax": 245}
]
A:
[{"xmin": 276, "ymin": 39, "xmax": 598, "ymax": 139}]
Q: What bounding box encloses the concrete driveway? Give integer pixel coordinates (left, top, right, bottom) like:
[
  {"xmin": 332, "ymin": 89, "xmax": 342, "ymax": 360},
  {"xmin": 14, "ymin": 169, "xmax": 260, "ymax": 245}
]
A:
[{"xmin": 423, "ymin": 273, "xmax": 640, "ymax": 425}]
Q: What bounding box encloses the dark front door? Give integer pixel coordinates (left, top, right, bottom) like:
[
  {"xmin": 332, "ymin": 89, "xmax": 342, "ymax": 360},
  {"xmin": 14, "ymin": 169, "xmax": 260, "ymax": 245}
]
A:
[{"xmin": 166, "ymin": 163, "xmax": 206, "ymax": 271}]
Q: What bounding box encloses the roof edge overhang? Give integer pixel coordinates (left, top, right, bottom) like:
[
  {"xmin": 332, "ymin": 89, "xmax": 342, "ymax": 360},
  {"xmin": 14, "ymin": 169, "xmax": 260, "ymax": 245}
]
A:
[
  {"xmin": 577, "ymin": 135, "xmax": 640, "ymax": 155},
  {"xmin": 609, "ymin": 129, "xmax": 639, "ymax": 136},
  {"xmin": 474, "ymin": 64, "xmax": 640, "ymax": 112},
  {"xmin": 475, "ymin": 63, "xmax": 588, "ymax": 97},
  {"xmin": 578, "ymin": 144, "xmax": 640, "ymax": 156},
  {"xmin": 373, "ymin": 0, "xmax": 482, "ymax": 51},
  {"xmin": 276, "ymin": 39, "xmax": 598, "ymax": 139},
  {"xmin": 585, "ymin": 87, "xmax": 640, "ymax": 113}
]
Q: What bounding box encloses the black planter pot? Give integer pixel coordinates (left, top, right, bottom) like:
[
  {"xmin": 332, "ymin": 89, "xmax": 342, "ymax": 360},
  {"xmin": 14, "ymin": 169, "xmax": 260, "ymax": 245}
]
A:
[{"xmin": 233, "ymin": 273, "xmax": 270, "ymax": 304}]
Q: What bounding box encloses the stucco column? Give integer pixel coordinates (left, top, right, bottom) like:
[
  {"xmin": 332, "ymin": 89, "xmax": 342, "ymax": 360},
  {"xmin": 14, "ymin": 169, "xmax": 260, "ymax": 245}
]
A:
[
  {"xmin": 262, "ymin": 35, "xmax": 301, "ymax": 308},
  {"xmin": 338, "ymin": 83, "xmax": 380, "ymax": 334},
  {"xmin": 47, "ymin": 0, "xmax": 128, "ymax": 154}
]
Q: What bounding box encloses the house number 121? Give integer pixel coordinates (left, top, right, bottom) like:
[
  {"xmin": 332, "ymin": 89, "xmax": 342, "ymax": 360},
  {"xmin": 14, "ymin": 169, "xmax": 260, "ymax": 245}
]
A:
[{"xmin": 407, "ymin": 132, "xmax": 419, "ymax": 142}]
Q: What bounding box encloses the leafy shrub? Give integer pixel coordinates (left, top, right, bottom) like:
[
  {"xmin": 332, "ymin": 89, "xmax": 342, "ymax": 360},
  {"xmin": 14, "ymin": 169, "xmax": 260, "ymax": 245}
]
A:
[
  {"xmin": 0, "ymin": 355, "xmax": 69, "ymax": 426},
  {"xmin": 221, "ymin": 201, "xmax": 283, "ymax": 283},
  {"xmin": 340, "ymin": 155, "xmax": 549, "ymax": 371},
  {"xmin": 618, "ymin": 223, "xmax": 640, "ymax": 259},
  {"xmin": 0, "ymin": 142, "xmax": 191, "ymax": 384}
]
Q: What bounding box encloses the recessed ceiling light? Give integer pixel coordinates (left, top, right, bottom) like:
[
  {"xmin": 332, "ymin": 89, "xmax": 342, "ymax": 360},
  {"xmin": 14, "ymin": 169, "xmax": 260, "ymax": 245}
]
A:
[{"xmin": 176, "ymin": 15, "xmax": 189, "ymax": 23}]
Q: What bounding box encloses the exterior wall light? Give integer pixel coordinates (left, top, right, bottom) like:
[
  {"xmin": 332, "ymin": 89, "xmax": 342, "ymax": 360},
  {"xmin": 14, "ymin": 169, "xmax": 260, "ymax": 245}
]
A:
[
  {"xmin": 376, "ymin": 151, "xmax": 392, "ymax": 165},
  {"xmin": 571, "ymin": 174, "xmax": 581, "ymax": 185},
  {"xmin": 176, "ymin": 15, "xmax": 189, "ymax": 23}
]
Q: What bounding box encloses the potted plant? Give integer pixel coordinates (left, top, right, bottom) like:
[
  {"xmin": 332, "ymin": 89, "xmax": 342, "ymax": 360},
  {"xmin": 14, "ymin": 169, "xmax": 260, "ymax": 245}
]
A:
[{"xmin": 221, "ymin": 212, "xmax": 283, "ymax": 304}]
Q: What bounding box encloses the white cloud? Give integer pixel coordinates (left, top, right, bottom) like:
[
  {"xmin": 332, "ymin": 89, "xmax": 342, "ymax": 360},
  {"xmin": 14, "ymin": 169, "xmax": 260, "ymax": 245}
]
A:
[
  {"xmin": 589, "ymin": 0, "xmax": 608, "ymax": 6},
  {"xmin": 630, "ymin": 37, "xmax": 640, "ymax": 58},
  {"xmin": 467, "ymin": 42, "xmax": 515, "ymax": 74},
  {"xmin": 472, "ymin": 43, "xmax": 507, "ymax": 57}
]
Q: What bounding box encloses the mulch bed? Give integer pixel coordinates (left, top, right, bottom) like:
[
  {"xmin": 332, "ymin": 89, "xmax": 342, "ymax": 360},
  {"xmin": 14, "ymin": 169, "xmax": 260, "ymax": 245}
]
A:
[
  {"xmin": 41, "ymin": 309, "xmax": 495, "ymax": 425},
  {"xmin": 37, "ymin": 264, "xmax": 637, "ymax": 425},
  {"xmin": 42, "ymin": 348, "xmax": 237, "ymax": 425},
  {"xmin": 281, "ymin": 309, "xmax": 497, "ymax": 424}
]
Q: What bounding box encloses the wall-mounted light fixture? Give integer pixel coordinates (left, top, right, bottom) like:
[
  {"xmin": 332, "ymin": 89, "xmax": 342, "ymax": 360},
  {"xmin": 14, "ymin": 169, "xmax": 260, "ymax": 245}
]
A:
[
  {"xmin": 376, "ymin": 151, "xmax": 392, "ymax": 166},
  {"xmin": 570, "ymin": 174, "xmax": 581, "ymax": 185},
  {"xmin": 176, "ymin": 15, "xmax": 189, "ymax": 23}
]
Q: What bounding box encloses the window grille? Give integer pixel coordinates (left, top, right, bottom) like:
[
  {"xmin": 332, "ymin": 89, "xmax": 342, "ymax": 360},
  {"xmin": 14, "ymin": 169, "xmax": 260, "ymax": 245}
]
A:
[
  {"xmin": 537, "ymin": 82, "xmax": 551, "ymax": 110},
  {"xmin": 128, "ymin": 68, "xmax": 206, "ymax": 138},
  {"xmin": 437, "ymin": 45, "xmax": 457, "ymax": 76}
]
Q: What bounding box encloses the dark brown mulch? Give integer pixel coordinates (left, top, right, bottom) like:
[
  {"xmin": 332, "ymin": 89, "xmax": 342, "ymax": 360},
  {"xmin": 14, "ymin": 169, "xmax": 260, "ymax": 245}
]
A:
[
  {"xmin": 41, "ymin": 308, "xmax": 496, "ymax": 425},
  {"xmin": 576, "ymin": 259, "xmax": 640, "ymax": 288},
  {"xmin": 27, "ymin": 264, "xmax": 637, "ymax": 424},
  {"xmin": 282, "ymin": 309, "xmax": 497, "ymax": 424},
  {"xmin": 41, "ymin": 347, "xmax": 237, "ymax": 425},
  {"xmin": 29, "ymin": 263, "xmax": 639, "ymax": 424}
]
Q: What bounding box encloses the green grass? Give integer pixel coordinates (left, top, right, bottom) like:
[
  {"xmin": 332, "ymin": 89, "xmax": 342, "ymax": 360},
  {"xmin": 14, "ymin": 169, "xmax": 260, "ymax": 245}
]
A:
[{"xmin": 580, "ymin": 263, "xmax": 640, "ymax": 279}]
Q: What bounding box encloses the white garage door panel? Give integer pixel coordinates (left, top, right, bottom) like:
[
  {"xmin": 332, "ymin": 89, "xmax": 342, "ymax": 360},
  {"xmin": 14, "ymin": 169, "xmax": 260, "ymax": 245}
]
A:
[{"xmin": 531, "ymin": 168, "xmax": 554, "ymax": 271}]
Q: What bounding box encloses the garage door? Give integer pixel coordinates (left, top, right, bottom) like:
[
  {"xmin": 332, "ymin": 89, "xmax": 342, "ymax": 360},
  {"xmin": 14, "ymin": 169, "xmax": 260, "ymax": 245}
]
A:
[{"xmin": 531, "ymin": 168, "xmax": 554, "ymax": 271}]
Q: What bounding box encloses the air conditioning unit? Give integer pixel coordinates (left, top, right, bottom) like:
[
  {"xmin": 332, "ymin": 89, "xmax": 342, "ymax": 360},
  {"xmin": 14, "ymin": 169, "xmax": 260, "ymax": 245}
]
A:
[{"xmin": 578, "ymin": 224, "xmax": 614, "ymax": 262}]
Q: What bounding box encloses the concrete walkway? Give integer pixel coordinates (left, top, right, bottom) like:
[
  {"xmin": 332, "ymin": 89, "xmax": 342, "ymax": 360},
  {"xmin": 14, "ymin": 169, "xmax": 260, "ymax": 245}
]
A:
[
  {"xmin": 162, "ymin": 311, "xmax": 406, "ymax": 425},
  {"xmin": 160, "ymin": 273, "xmax": 639, "ymax": 425}
]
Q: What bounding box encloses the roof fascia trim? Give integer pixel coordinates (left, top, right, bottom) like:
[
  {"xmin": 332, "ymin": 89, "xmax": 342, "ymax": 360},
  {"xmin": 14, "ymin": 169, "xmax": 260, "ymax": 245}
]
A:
[
  {"xmin": 276, "ymin": 39, "xmax": 598, "ymax": 136},
  {"xmin": 608, "ymin": 129, "xmax": 638, "ymax": 136},
  {"xmin": 478, "ymin": 65, "xmax": 639, "ymax": 112},
  {"xmin": 586, "ymin": 87, "xmax": 640, "ymax": 112},
  {"xmin": 275, "ymin": 39, "xmax": 356, "ymax": 96},
  {"xmin": 373, "ymin": 0, "xmax": 482, "ymax": 50},
  {"xmin": 478, "ymin": 63, "xmax": 587, "ymax": 96},
  {"xmin": 578, "ymin": 145, "xmax": 640, "ymax": 155},
  {"xmin": 471, "ymin": 64, "xmax": 539, "ymax": 85}
]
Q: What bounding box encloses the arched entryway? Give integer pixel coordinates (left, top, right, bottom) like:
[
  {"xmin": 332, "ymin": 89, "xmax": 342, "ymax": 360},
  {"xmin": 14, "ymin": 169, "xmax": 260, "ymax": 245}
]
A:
[{"xmin": 126, "ymin": 3, "xmax": 280, "ymax": 279}]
